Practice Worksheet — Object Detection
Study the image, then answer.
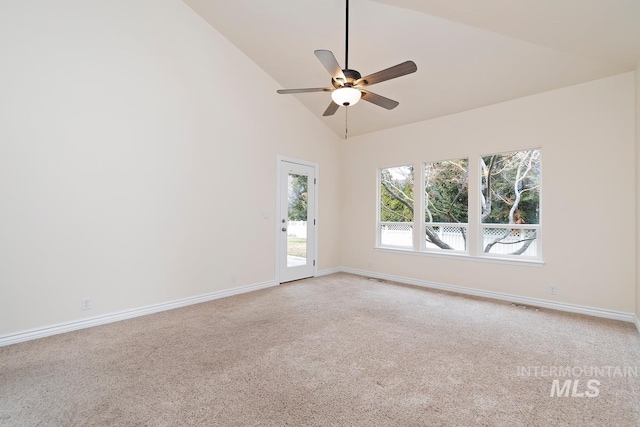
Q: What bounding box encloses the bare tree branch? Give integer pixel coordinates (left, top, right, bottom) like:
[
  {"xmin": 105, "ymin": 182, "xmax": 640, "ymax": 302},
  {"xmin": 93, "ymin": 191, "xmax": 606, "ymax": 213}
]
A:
[
  {"xmin": 510, "ymin": 232, "xmax": 536, "ymax": 255},
  {"xmin": 425, "ymin": 226, "xmax": 454, "ymax": 250},
  {"xmin": 384, "ymin": 179, "xmax": 414, "ymax": 206},
  {"xmin": 381, "ymin": 205, "xmax": 412, "ymax": 222},
  {"xmin": 484, "ymin": 228, "xmax": 510, "ymax": 252},
  {"xmin": 424, "ymin": 192, "xmax": 434, "ymax": 223},
  {"xmin": 381, "ymin": 180, "xmax": 414, "ymax": 213},
  {"xmin": 481, "ymin": 155, "xmax": 496, "ymax": 222},
  {"xmin": 484, "ymin": 150, "xmax": 540, "ymax": 254},
  {"xmin": 492, "ymin": 235, "xmax": 537, "ymax": 245},
  {"xmin": 508, "ymin": 151, "xmax": 534, "ymax": 224}
]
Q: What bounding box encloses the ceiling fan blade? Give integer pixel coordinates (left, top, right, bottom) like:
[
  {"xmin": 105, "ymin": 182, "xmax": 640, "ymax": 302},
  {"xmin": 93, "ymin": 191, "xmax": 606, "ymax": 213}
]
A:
[
  {"xmin": 322, "ymin": 102, "xmax": 340, "ymax": 117},
  {"xmin": 356, "ymin": 61, "xmax": 417, "ymax": 87},
  {"xmin": 277, "ymin": 87, "xmax": 332, "ymax": 94},
  {"xmin": 360, "ymin": 90, "xmax": 399, "ymax": 110},
  {"xmin": 314, "ymin": 50, "xmax": 346, "ymax": 82}
]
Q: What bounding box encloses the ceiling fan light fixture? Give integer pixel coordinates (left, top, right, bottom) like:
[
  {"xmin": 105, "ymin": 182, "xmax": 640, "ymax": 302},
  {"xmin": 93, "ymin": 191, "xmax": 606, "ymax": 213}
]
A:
[
  {"xmin": 331, "ymin": 87, "xmax": 361, "ymax": 106},
  {"xmin": 275, "ymin": 0, "xmax": 417, "ymax": 122}
]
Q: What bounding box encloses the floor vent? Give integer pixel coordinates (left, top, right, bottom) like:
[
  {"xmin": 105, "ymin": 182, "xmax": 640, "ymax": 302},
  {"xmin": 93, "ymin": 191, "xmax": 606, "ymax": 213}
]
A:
[{"xmin": 511, "ymin": 303, "xmax": 540, "ymax": 312}]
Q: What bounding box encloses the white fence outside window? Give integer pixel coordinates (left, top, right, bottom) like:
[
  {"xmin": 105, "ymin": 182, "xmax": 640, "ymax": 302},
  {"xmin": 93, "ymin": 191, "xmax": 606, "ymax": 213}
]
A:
[
  {"xmin": 481, "ymin": 224, "xmax": 539, "ymax": 257},
  {"xmin": 287, "ymin": 221, "xmax": 307, "ymax": 238},
  {"xmin": 380, "ymin": 222, "xmax": 413, "ymax": 247},
  {"xmin": 379, "ymin": 221, "xmax": 539, "ymax": 257},
  {"xmin": 425, "ymin": 223, "xmax": 468, "ymax": 251}
]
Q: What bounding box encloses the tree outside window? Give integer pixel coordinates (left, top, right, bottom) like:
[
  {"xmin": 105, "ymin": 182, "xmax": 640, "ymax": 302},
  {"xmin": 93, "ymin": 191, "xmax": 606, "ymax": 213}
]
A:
[
  {"xmin": 481, "ymin": 149, "xmax": 541, "ymax": 257},
  {"xmin": 379, "ymin": 166, "xmax": 414, "ymax": 247},
  {"xmin": 377, "ymin": 149, "xmax": 541, "ymax": 260},
  {"xmin": 424, "ymin": 159, "xmax": 468, "ymax": 251}
]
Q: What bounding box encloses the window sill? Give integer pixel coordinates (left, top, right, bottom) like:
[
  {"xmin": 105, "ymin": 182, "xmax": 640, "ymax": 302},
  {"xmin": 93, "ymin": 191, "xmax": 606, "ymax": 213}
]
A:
[{"xmin": 374, "ymin": 246, "xmax": 545, "ymax": 267}]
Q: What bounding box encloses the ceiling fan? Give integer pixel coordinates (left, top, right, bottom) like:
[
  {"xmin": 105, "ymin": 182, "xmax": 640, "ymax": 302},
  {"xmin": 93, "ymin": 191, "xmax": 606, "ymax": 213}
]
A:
[{"xmin": 276, "ymin": 0, "xmax": 417, "ymax": 117}]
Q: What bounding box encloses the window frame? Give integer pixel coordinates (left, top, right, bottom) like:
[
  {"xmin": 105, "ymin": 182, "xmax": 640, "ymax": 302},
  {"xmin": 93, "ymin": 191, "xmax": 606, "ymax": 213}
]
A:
[
  {"xmin": 375, "ymin": 148, "xmax": 543, "ymax": 265},
  {"xmin": 422, "ymin": 157, "xmax": 470, "ymax": 255},
  {"xmin": 478, "ymin": 148, "xmax": 542, "ymax": 261},
  {"xmin": 377, "ymin": 163, "xmax": 417, "ymax": 250}
]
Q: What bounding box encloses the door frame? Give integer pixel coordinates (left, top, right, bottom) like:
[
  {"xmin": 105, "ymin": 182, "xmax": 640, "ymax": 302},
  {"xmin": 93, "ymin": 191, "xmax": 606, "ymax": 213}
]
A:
[{"xmin": 276, "ymin": 155, "xmax": 319, "ymax": 284}]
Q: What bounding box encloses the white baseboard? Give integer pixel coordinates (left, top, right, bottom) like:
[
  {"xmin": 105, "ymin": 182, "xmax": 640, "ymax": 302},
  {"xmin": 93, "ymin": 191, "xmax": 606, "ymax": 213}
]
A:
[
  {"xmin": 2, "ymin": 269, "xmax": 637, "ymax": 347},
  {"xmin": 316, "ymin": 267, "xmax": 342, "ymax": 277},
  {"xmin": 0, "ymin": 280, "xmax": 278, "ymax": 348},
  {"xmin": 341, "ymin": 267, "xmax": 636, "ymax": 324}
]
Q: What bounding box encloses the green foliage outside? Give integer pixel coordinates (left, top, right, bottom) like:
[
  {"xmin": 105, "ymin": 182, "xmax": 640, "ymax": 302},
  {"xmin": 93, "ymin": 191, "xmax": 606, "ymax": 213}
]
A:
[
  {"xmin": 425, "ymin": 159, "xmax": 468, "ymax": 223},
  {"xmin": 380, "ymin": 166, "xmax": 414, "ymax": 222},
  {"xmin": 380, "ymin": 149, "xmax": 540, "ymax": 252},
  {"xmin": 288, "ymin": 174, "xmax": 308, "ymax": 221},
  {"xmin": 481, "ymin": 150, "xmax": 540, "ymax": 225}
]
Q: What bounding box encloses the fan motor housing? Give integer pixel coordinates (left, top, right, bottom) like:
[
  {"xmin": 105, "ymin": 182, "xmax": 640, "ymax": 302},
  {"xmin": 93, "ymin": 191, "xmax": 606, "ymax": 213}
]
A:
[{"xmin": 332, "ymin": 69, "xmax": 362, "ymax": 88}]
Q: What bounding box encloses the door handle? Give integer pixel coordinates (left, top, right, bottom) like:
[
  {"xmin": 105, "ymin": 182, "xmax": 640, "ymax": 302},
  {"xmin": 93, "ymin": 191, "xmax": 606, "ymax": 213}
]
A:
[{"xmin": 282, "ymin": 227, "xmax": 287, "ymax": 232}]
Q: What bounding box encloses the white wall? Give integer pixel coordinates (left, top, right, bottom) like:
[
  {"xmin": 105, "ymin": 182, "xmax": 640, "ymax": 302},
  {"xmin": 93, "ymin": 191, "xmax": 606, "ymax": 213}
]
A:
[
  {"xmin": 342, "ymin": 73, "xmax": 636, "ymax": 314},
  {"xmin": 0, "ymin": 0, "xmax": 342, "ymax": 336}
]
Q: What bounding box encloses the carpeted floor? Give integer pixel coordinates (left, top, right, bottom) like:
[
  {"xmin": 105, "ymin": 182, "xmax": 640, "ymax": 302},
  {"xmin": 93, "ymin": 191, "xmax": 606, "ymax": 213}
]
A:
[{"xmin": 1, "ymin": 273, "xmax": 639, "ymax": 426}]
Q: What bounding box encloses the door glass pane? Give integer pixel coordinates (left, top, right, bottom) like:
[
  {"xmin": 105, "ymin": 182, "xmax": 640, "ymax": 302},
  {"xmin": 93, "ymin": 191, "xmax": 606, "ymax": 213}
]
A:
[{"xmin": 287, "ymin": 173, "xmax": 308, "ymax": 267}]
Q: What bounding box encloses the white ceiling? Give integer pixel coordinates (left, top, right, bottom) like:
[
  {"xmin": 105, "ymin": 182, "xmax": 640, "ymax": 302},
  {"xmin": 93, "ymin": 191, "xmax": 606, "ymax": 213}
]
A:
[{"xmin": 182, "ymin": 0, "xmax": 640, "ymax": 138}]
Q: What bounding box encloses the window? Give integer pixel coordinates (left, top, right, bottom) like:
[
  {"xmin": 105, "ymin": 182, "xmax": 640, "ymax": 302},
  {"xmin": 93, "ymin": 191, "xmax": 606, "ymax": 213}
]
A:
[
  {"xmin": 480, "ymin": 149, "xmax": 541, "ymax": 258},
  {"xmin": 424, "ymin": 159, "xmax": 468, "ymax": 252},
  {"xmin": 377, "ymin": 148, "xmax": 541, "ymax": 262},
  {"xmin": 379, "ymin": 165, "xmax": 414, "ymax": 247}
]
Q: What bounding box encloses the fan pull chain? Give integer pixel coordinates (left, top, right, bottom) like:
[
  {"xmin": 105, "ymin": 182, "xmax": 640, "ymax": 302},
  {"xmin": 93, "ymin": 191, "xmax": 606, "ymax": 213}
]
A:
[{"xmin": 345, "ymin": 107, "xmax": 348, "ymax": 140}]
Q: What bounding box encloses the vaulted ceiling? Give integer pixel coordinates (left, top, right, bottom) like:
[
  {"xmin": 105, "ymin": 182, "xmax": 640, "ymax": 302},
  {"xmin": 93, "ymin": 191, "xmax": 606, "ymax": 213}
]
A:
[{"xmin": 182, "ymin": 0, "xmax": 640, "ymax": 138}]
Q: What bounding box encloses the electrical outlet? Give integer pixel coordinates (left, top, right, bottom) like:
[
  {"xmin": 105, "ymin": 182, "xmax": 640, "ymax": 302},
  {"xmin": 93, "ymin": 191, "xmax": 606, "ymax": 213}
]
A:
[
  {"xmin": 81, "ymin": 298, "xmax": 91, "ymax": 311},
  {"xmin": 549, "ymin": 284, "xmax": 557, "ymax": 295},
  {"xmin": 231, "ymin": 274, "xmax": 237, "ymax": 284}
]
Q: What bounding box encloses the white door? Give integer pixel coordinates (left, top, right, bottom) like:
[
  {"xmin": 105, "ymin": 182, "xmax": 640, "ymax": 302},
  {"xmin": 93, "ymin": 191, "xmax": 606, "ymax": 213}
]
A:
[{"xmin": 279, "ymin": 160, "xmax": 316, "ymax": 283}]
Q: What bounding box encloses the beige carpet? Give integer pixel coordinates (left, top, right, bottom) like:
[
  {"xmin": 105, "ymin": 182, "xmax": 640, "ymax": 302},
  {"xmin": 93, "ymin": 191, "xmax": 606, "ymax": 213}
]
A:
[{"xmin": 1, "ymin": 273, "xmax": 639, "ymax": 426}]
